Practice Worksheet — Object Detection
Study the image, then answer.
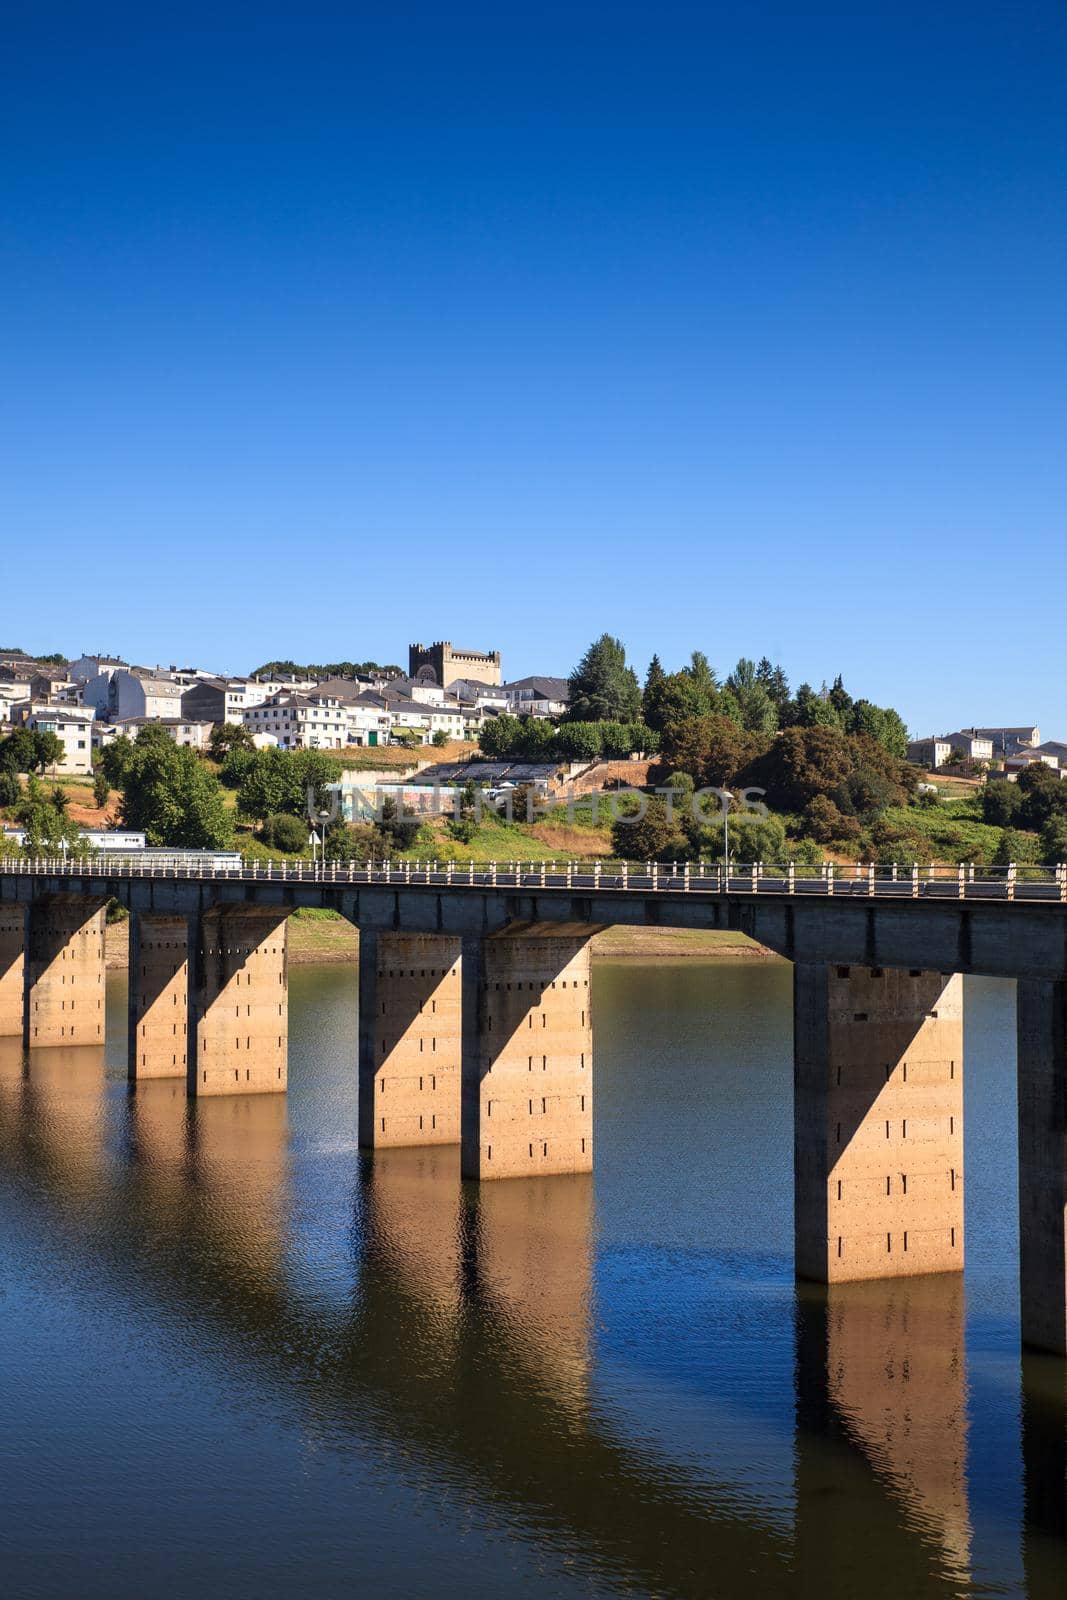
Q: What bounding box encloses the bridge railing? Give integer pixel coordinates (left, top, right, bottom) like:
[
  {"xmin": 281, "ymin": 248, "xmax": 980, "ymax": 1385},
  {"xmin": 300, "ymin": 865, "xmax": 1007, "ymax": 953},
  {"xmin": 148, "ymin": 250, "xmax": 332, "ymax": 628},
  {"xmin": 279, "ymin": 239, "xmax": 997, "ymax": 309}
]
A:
[{"xmin": 2, "ymin": 855, "xmax": 1066, "ymax": 901}]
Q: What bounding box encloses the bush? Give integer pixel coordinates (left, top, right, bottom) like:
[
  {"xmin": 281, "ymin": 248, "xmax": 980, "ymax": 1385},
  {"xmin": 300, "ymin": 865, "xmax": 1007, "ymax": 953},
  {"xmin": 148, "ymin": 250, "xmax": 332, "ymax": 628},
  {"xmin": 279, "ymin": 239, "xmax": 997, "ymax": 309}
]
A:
[
  {"xmin": 982, "ymin": 778, "xmax": 1022, "ymax": 827},
  {"xmin": 0, "ymin": 770, "xmax": 20, "ymax": 807},
  {"xmin": 261, "ymin": 813, "xmax": 307, "ymax": 853}
]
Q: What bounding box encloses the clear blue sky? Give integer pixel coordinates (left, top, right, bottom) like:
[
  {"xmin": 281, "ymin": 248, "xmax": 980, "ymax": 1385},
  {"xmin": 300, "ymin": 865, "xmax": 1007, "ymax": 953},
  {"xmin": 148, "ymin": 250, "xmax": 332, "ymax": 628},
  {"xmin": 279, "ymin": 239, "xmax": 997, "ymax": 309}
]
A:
[{"xmin": 2, "ymin": 2, "xmax": 1064, "ymax": 736}]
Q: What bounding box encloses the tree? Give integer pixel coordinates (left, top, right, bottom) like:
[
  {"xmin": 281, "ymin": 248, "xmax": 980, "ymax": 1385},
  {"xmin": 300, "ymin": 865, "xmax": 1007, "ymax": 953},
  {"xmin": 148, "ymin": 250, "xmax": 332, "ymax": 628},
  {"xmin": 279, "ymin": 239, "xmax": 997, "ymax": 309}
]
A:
[
  {"xmin": 235, "ymin": 747, "xmax": 335, "ymax": 824},
  {"xmin": 785, "ymin": 682, "xmax": 841, "ymax": 730},
  {"xmin": 1015, "ymin": 764, "xmax": 1067, "ymax": 831},
  {"xmin": 725, "ymin": 658, "xmax": 777, "ymax": 734},
  {"xmin": 33, "ymin": 731, "xmax": 66, "ymax": 773},
  {"xmin": 645, "ymin": 671, "xmax": 717, "ymax": 737},
  {"xmin": 261, "ymin": 813, "xmax": 307, "ymax": 853},
  {"xmin": 567, "ymin": 635, "xmax": 641, "ymax": 723},
  {"xmin": 479, "ymin": 714, "xmax": 523, "ymax": 759},
  {"xmin": 92, "ymin": 766, "xmax": 110, "ymax": 809},
  {"xmin": 0, "ymin": 727, "xmax": 40, "ymax": 774},
  {"xmin": 803, "ymin": 795, "xmax": 854, "ymax": 844},
  {"xmin": 684, "ymin": 650, "xmax": 718, "ymax": 695},
  {"xmin": 660, "ymin": 714, "xmax": 765, "ymax": 788},
  {"xmin": 982, "ymin": 778, "xmax": 1022, "ymax": 827},
  {"xmin": 756, "ymin": 658, "xmax": 790, "ymax": 710},
  {"xmin": 642, "ymin": 654, "xmax": 668, "ymax": 729},
  {"xmin": 1040, "ymin": 815, "xmax": 1067, "ymax": 865},
  {"xmin": 114, "ymin": 734, "xmax": 233, "ymax": 848},
  {"xmin": 431, "ymin": 729, "xmax": 449, "ymax": 747},
  {"xmin": 208, "ymin": 722, "xmax": 255, "ymax": 759},
  {"xmin": 0, "ymin": 770, "xmax": 19, "ymax": 807},
  {"xmin": 554, "ymin": 721, "xmax": 603, "ymax": 761},
  {"xmin": 610, "ymin": 796, "xmax": 686, "ymax": 862}
]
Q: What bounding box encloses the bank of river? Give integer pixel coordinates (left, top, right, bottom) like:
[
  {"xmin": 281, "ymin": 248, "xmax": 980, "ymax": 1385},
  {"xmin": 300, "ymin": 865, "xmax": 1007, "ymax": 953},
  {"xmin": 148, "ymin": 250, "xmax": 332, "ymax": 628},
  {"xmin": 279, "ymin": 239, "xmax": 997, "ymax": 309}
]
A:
[{"xmin": 104, "ymin": 915, "xmax": 775, "ymax": 968}]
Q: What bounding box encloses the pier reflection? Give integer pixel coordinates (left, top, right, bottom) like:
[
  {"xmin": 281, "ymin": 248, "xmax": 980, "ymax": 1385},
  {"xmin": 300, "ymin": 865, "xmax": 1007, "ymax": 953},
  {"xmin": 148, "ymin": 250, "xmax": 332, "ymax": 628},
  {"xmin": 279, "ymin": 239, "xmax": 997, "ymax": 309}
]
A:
[
  {"xmin": 796, "ymin": 1275, "xmax": 971, "ymax": 1595},
  {"xmin": 1022, "ymin": 1352, "xmax": 1067, "ymax": 1597}
]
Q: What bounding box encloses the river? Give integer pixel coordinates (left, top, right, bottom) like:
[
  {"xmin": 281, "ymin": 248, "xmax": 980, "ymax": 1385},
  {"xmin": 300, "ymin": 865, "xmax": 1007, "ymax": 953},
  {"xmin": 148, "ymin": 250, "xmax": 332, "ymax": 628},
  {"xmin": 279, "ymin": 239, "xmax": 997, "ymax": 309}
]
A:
[{"xmin": 0, "ymin": 958, "xmax": 1063, "ymax": 1598}]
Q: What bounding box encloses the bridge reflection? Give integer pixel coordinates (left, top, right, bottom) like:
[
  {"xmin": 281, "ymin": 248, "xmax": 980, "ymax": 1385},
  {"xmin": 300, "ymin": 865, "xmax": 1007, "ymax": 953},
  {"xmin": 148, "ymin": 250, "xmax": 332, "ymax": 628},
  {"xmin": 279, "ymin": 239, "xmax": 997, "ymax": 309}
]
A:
[{"xmin": 0, "ymin": 1037, "xmax": 1012, "ymax": 1597}]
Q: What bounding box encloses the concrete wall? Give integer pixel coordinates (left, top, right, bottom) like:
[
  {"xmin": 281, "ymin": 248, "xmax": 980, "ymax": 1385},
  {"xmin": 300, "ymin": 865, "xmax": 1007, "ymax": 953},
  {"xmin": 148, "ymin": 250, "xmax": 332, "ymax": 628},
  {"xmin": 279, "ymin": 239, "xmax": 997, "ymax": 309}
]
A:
[
  {"xmin": 0, "ymin": 904, "xmax": 26, "ymax": 1037},
  {"xmin": 461, "ymin": 935, "xmax": 592, "ymax": 1180},
  {"xmin": 191, "ymin": 908, "xmax": 288, "ymax": 1095},
  {"xmin": 26, "ymin": 897, "xmax": 106, "ymax": 1048},
  {"xmin": 794, "ymin": 964, "xmax": 963, "ymax": 1282},
  {"xmin": 128, "ymin": 912, "xmax": 191, "ymax": 1081},
  {"xmin": 358, "ymin": 932, "xmax": 462, "ymax": 1147}
]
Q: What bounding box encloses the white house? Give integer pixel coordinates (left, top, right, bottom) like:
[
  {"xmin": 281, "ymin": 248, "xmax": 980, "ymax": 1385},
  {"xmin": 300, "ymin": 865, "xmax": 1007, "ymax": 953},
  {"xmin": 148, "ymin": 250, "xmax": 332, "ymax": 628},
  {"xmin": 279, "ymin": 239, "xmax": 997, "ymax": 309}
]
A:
[
  {"xmin": 17, "ymin": 704, "xmax": 95, "ymax": 775},
  {"xmin": 68, "ymin": 654, "xmax": 127, "ymax": 685},
  {"xmin": 944, "ymin": 731, "xmax": 995, "ymax": 763},
  {"xmin": 82, "ymin": 667, "xmax": 186, "ymax": 722},
  {"xmin": 242, "ymin": 691, "xmax": 348, "ymax": 749},
  {"xmin": 110, "ymin": 716, "xmax": 214, "ymax": 751},
  {"xmin": 906, "ymin": 738, "xmax": 953, "ymax": 769}
]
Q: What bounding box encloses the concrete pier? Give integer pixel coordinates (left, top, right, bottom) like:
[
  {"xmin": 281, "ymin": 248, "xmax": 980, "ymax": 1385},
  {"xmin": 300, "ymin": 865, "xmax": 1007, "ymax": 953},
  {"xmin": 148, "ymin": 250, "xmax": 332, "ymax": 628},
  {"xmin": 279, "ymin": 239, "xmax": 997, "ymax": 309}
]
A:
[
  {"xmin": 358, "ymin": 931, "xmax": 462, "ymax": 1148},
  {"xmin": 0, "ymin": 904, "xmax": 26, "ymax": 1037},
  {"xmin": 461, "ymin": 934, "xmax": 592, "ymax": 1180},
  {"xmin": 794, "ymin": 963, "xmax": 963, "ymax": 1282},
  {"xmin": 190, "ymin": 908, "xmax": 288, "ymax": 1095},
  {"xmin": 128, "ymin": 912, "xmax": 193, "ymax": 1081},
  {"xmin": 1017, "ymin": 980, "xmax": 1067, "ymax": 1353},
  {"xmin": 25, "ymin": 897, "xmax": 106, "ymax": 1048}
]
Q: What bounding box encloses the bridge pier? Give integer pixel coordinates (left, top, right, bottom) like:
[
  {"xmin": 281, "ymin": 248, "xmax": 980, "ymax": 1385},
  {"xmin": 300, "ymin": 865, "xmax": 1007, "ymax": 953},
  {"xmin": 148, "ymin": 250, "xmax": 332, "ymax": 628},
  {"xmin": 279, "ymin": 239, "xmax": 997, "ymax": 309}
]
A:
[
  {"xmin": 25, "ymin": 896, "xmax": 107, "ymax": 1049},
  {"xmin": 794, "ymin": 963, "xmax": 963, "ymax": 1282},
  {"xmin": 461, "ymin": 934, "xmax": 593, "ymax": 1180},
  {"xmin": 0, "ymin": 904, "xmax": 27, "ymax": 1037},
  {"xmin": 1017, "ymin": 980, "xmax": 1067, "ymax": 1353},
  {"xmin": 128, "ymin": 912, "xmax": 193, "ymax": 1081},
  {"xmin": 358, "ymin": 931, "xmax": 462, "ymax": 1148},
  {"xmin": 188, "ymin": 908, "xmax": 288, "ymax": 1096}
]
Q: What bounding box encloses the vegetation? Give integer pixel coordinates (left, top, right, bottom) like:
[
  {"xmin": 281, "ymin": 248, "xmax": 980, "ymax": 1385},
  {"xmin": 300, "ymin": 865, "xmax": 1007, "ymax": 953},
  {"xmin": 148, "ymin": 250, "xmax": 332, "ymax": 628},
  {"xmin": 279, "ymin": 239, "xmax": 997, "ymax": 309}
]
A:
[
  {"xmin": 100, "ymin": 727, "xmax": 232, "ymax": 848},
  {"xmin": 0, "ymin": 728, "xmax": 67, "ymax": 775},
  {"xmin": 250, "ymin": 658, "xmax": 402, "ymax": 678}
]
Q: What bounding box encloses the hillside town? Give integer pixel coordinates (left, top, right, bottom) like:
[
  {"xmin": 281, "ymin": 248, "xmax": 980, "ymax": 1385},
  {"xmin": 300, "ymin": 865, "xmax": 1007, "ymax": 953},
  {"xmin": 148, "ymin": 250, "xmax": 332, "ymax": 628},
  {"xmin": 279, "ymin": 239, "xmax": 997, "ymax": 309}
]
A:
[
  {"xmin": 1, "ymin": 641, "xmax": 1063, "ymax": 783},
  {"xmin": 0, "ymin": 641, "xmax": 570, "ymax": 775}
]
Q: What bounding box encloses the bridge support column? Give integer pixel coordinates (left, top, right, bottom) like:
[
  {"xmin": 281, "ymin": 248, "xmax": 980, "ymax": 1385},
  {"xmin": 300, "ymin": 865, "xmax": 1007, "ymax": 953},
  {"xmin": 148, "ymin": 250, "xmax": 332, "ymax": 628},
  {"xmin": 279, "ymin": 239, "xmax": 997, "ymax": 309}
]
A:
[
  {"xmin": 461, "ymin": 934, "xmax": 592, "ymax": 1180},
  {"xmin": 1017, "ymin": 980, "xmax": 1067, "ymax": 1353},
  {"xmin": 189, "ymin": 908, "xmax": 288, "ymax": 1096},
  {"xmin": 794, "ymin": 963, "xmax": 963, "ymax": 1282},
  {"xmin": 128, "ymin": 912, "xmax": 193, "ymax": 1081},
  {"xmin": 26, "ymin": 896, "xmax": 107, "ymax": 1049},
  {"xmin": 0, "ymin": 904, "xmax": 27, "ymax": 1037},
  {"xmin": 358, "ymin": 931, "xmax": 462, "ymax": 1148}
]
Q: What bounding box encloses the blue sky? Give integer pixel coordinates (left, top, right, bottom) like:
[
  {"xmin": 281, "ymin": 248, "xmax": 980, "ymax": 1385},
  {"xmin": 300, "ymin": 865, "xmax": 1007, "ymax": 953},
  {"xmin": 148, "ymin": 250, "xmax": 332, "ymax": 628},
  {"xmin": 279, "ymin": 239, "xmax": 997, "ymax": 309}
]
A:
[{"xmin": 2, "ymin": 1, "xmax": 1064, "ymax": 736}]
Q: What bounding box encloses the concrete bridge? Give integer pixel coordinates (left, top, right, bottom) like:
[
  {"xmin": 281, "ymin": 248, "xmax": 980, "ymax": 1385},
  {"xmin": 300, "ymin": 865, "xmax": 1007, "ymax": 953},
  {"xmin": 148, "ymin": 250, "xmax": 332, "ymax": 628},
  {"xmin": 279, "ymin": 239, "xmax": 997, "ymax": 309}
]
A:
[{"xmin": 2, "ymin": 855, "xmax": 1067, "ymax": 1353}]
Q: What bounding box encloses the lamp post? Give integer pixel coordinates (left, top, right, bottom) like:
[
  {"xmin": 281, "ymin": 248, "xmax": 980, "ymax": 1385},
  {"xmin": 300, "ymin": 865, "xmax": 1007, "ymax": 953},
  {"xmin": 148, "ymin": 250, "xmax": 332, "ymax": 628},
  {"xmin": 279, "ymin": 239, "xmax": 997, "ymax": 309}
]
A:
[{"xmin": 722, "ymin": 790, "xmax": 733, "ymax": 891}]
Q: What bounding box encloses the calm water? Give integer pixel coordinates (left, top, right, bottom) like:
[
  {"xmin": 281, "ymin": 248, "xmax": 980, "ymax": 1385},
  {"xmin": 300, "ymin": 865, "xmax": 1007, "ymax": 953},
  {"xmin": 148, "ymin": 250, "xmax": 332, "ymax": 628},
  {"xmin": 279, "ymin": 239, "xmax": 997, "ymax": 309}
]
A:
[{"xmin": 0, "ymin": 958, "xmax": 1064, "ymax": 1599}]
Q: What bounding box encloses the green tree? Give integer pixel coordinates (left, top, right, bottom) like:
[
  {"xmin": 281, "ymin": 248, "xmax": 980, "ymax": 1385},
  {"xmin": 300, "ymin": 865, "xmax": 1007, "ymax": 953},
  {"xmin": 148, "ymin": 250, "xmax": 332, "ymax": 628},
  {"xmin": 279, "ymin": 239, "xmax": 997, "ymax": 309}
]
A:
[
  {"xmin": 208, "ymin": 722, "xmax": 255, "ymax": 759},
  {"xmin": 115, "ymin": 735, "xmax": 233, "ymax": 848},
  {"xmin": 92, "ymin": 765, "xmax": 110, "ymax": 809},
  {"xmin": 683, "ymin": 650, "xmax": 718, "ymax": 696},
  {"xmin": 567, "ymin": 634, "xmax": 642, "ymax": 722},
  {"xmin": 479, "ymin": 714, "xmax": 523, "ymax": 759},
  {"xmin": 610, "ymin": 795, "xmax": 686, "ymax": 862},
  {"xmin": 33, "ymin": 731, "xmax": 66, "ymax": 773},
  {"xmin": 1040, "ymin": 815, "xmax": 1067, "ymax": 865},
  {"xmin": 261, "ymin": 813, "xmax": 307, "ymax": 853},
  {"xmin": 725, "ymin": 658, "xmax": 778, "ymax": 734},
  {"xmin": 642, "ymin": 654, "xmax": 668, "ymax": 729},
  {"xmin": 981, "ymin": 778, "xmax": 1022, "ymax": 827},
  {"xmin": 554, "ymin": 721, "xmax": 603, "ymax": 761}
]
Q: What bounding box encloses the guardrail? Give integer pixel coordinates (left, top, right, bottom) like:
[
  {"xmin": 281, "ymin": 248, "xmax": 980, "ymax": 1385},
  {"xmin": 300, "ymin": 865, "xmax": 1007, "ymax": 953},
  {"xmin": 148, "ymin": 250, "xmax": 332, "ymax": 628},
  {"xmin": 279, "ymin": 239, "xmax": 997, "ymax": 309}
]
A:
[{"xmin": 2, "ymin": 856, "xmax": 1066, "ymax": 902}]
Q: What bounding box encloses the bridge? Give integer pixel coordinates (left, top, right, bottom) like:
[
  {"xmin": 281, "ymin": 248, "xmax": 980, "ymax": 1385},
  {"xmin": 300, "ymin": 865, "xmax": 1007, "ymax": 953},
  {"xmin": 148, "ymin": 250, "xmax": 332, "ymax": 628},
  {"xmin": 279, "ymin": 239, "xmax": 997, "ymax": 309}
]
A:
[{"xmin": 2, "ymin": 854, "xmax": 1067, "ymax": 1353}]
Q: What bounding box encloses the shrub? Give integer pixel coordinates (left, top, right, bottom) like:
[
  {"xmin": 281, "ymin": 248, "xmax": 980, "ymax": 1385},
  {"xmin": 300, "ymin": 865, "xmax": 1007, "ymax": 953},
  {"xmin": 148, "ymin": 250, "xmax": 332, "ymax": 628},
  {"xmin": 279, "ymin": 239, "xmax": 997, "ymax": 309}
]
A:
[{"xmin": 261, "ymin": 813, "xmax": 307, "ymax": 853}]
